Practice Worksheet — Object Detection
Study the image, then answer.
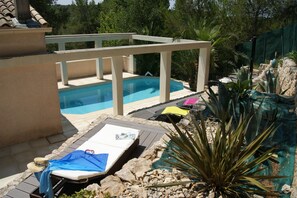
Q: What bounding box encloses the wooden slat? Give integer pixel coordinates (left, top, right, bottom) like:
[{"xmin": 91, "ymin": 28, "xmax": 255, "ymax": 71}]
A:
[
  {"xmin": 78, "ymin": 136, "xmax": 89, "ymax": 142},
  {"xmin": 16, "ymin": 182, "xmax": 37, "ymax": 193},
  {"xmin": 128, "ymin": 110, "xmax": 155, "ymax": 119},
  {"xmin": 83, "ymin": 123, "xmax": 105, "ymax": 138},
  {"xmin": 74, "ymin": 139, "xmax": 87, "ymax": 146},
  {"xmin": 23, "ymin": 175, "xmax": 39, "ymax": 186},
  {"xmin": 7, "ymin": 189, "xmax": 30, "ymax": 198},
  {"xmin": 142, "ymin": 132, "xmax": 159, "ymax": 148},
  {"xmin": 139, "ymin": 130, "xmax": 151, "ymax": 145}
]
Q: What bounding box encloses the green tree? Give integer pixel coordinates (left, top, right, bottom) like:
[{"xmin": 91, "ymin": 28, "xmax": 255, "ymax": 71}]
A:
[
  {"xmin": 216, "ymin": 0, "xmax": 288, "ymax": 41},
  {"xmin": 67, "ymin": 0, "xmax": 100, "ymax": 34},
  {"xmin": 49, "ymin": 5, "xmax": 71, "ymax": 35},
  {"xmin": 98, "ymin": 0, "xmax": 127, "ymax": 33},
  {"xmin": 273, "ymin": 0, "xmax": 297, "ymax": 27},
  {"xmin": 99, "ymin": 0, "xmax": 169, "ymax": 35}
]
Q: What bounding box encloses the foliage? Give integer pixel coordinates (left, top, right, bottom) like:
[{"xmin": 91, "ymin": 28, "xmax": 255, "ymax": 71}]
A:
[
  {"xmin": 256, "ymin": 70, "xmax": 288, "ymax": 95},
  {"xmin": 163, "ymin": 113, "xmax": 282, "ymax": 197},
  {"xmin": 69, "ymin": 0, "xmax": 100, "ymax": 34},
  {"xmin": 286, "ymin": 51, "xmax": 297, "ymax": 63},
  {"xmin": 205, "ymin": 68, "xmax": 253, "ymax": 126},
  {"xmin": 235, "ymin": 67, "xmax": 250, "ymax": 82},
  {"xmin": 216, "ymin": 0, "xmax": 287, "ymax": 41},
  {"xmin": 59, "ymin": 190, "xmax": 112, "ymax": 198},
  {"xmin": 272, "ymin": 1, "xmax": 297, "ymax": 27},
  {"xmin": 135, "ymin": 53, "xmax": 161, "ymax": 76},
  {"xmin": 171, "ymin": 50, "xmax": 199, "ymax": 91},
  {"xmin": 59, "ymin": 189, "xmax": 95, "ymax": 198},
  {"xmin": 49, "ymin": 5, "xmax": 71, "ymax": 35},
  {"xmin": 167, "ymin": 14, "xmax": 248, "ymax": 88},
  {"xmin": 98, "ymin": 0, "xmax": 127, "ymax": 33},
  {"xmin": 99, "ymin": 0, "xmax": 169, "ymax": 36}
]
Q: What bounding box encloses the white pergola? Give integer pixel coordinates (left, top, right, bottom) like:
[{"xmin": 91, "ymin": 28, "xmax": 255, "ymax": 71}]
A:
[{"xmin": 2, "ymin": 33, "xmax": 211, "ymax": 115}]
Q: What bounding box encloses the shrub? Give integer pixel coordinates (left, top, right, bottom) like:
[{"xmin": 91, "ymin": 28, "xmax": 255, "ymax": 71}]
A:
[
  {"xmin": 163, "ymin": 114, "xmax": 282, "ymax": 197},
  {"xmin": 286, "ymin": 51, "xmax": 297, "ymax": 63}
]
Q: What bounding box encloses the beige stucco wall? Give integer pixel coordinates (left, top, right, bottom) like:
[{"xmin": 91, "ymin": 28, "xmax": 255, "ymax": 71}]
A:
[
  {"xmin": 0, "ymin": 28, "xmax": 51, "ymax": 57},
  {"xmin": 56, "ymin": 56, "xmax": 130, "ymax": 80},
  {"xmin": 0, "ymin": 62, "xmax": 62, "ymax": 148}
]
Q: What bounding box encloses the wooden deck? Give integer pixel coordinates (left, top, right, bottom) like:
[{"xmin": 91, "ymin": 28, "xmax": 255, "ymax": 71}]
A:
[{"xmin": 4, "ymin": 118, "xmax": 167, "ymax": 198}]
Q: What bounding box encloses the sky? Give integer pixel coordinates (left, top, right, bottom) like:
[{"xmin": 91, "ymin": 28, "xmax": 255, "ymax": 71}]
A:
[{"xmin": 56, "ymin": 0, "xmax": 175, "ymax": 8}]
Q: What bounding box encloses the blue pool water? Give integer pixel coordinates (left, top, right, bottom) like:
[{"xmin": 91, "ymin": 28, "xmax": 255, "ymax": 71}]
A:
[{"xmin": 59, "ymin": 77, "xmax": 184, "ymax": 114}]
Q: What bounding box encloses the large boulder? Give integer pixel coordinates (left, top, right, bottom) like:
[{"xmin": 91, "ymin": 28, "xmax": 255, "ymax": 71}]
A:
[{"xmin": 278, "ymin": 58, "xmax": 297, "ymax": 96}]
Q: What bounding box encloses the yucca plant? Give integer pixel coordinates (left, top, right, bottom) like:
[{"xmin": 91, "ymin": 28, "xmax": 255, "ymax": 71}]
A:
[
  {"xmin": 257, "ymin": 70, "xmax": 288, "ymax": 95},
  {"xmin": 163, "ymin": 114, "xmax": 283, "ymax": 197},
  {"xmin": 235, "ymin": 67, "xmax": 250, "ymax": 83},
  {"xmin": 204, "ymin": 77, "xmax": 253, "ymax": 129}
]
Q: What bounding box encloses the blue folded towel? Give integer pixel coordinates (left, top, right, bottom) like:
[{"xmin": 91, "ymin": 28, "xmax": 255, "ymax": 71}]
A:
[{"xmin": 36, "ymin": 150, "xmax": 108, "ymax": 198}]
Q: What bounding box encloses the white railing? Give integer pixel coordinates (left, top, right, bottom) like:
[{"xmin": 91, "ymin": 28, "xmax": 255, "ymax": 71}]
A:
[
  {"xmin": 1, "ymin": 33, "xmax": 211, "ymax": 115},
  {"xmin": 46, "ymin": 33, "xmax": 135, "ymax": 83}
]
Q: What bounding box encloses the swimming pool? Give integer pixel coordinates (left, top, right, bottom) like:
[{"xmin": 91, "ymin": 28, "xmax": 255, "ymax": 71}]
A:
[{"xmin": 59, "ymin": 77, "xmax": 184, "ymax": 114}]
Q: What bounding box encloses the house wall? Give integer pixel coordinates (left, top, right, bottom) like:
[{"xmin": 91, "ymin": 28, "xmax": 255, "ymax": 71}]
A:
[
  {"xmin": 55, "ymin": 56, "xmax": 130, "ymax": 80},
  {"xmin": 0, "ymin": 29, "xmax": 50, "ymax": 57},
  {"xmin": 0, "ymin": 62, "xmax": 62, "ymax": 148}
]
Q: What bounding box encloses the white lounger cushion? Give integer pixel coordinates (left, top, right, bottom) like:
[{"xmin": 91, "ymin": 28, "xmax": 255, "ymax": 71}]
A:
[
  {"xmin": 88, "ymin": 124, "xmax": 139, "ymax": 148},
  {"xmin": 51, "ymin": 124, "xmax": 139, "ymax": 180}
]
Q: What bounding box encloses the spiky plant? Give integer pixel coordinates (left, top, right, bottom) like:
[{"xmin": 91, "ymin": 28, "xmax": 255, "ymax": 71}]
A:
[
  {"xmin": 163, "ymin": 114, "xmax": 282, "ymax": 197},
  {"xmin": 204, "ymin": 78, "xmax": 253, "ymax": 129},
  {"xmin": 257, "ymin": 70, "xmax": 288, "ymax": 95},
  {"xmin": 235, "ymin": 67, "xmax": 250, "ymax": 83}
]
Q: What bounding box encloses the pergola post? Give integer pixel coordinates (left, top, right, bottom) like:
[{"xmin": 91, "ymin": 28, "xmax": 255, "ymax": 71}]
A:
[
  {"xmin": 128, "ymin": 38, "xmax": 136, "ymax": 74},
  {"xmin": 160, "ymin": 51, "xmax": 172, "ymax": 103},
  {"xmin": 111, "ymin": 56, "xmax": 123, "ymax": 115},
  {"xmin": 197, "ymin": 47, "xmax": 211, "ymax": 92},
  {"xmin": 95, "ymin": 39, "xmax": 104, "ymax": 80},
  {"xmin": 58, "ymin": 42, "xmax": 68, "ymax": 85}
]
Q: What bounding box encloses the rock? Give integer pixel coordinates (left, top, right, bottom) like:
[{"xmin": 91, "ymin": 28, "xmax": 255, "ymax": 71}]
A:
[
  {"xmin": 164, "ymin": 177, "xmax": 173, "ymax": 183},
  {"xmin": 100, "ymin": 175, "xmax": 125, "ymax": 197},
  {"xmin": 130, "ymin": 185, "xmax": 147, "ymax": 198},
  {"xmin": 253, "ymin": 195, "xmax": 264, "ymax": 198},
  {"xmin": 283, "ymin": 58, "xmax": 297, "ymax": 67},
  {"xmin": 85, "ymin": 183, "xmax": 101, "ymax": 192},
  {"xmin": 281, "ymin": 184, "xmax": 292, "ymax": 194},
  {"xmin": 278, "ymin": 58, "xmax": 297, "ymax": 96},
  {"xmin": 115, "ymin": 166, "xmax": 136, "ymax": 183},
  {"xmin": 133, "ymin": 158, "xmax": 152, "ymax": 179},
  {"xmin": 219, "ymin": 77, "xmax": 232, "ymax": 83},
  {"xmin": 116, "ymin": 158, "xmax": 152, "ymax": 183}
]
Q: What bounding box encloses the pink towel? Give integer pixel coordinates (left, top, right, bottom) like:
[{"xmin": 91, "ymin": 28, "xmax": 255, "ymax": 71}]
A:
[{"xmin": 183, "ymin": 98, "xmax": 199, "ymax": 106}]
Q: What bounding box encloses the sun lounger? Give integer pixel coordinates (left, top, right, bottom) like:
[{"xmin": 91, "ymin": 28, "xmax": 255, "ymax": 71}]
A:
[
  {"xmin": 149, "ymin": 106, "xmax": 190, "ymax": 123},
  {"xmin": 176, "ymin": 97, "xmax": 200, "ymax": 109},
  {"xmin": 30, "ymin": 124, "xmax": 139, "ymax": 198}
]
